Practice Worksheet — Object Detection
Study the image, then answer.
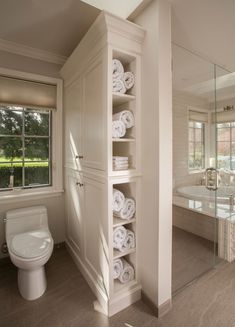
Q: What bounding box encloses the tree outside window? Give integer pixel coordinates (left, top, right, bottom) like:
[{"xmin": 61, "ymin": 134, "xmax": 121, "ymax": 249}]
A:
[
  {"xmin": 188, "ymin": 121, "xmax": 205, "ymax": 171},
  {"xmin": 0, "ymin": 105, "xmax": 51, "ymax": 190}
]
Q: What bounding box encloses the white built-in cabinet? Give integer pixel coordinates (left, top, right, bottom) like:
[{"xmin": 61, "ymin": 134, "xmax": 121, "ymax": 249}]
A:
[{"xmin": 61, "ymin": 11, "xmax": 145, "ymax": 316}]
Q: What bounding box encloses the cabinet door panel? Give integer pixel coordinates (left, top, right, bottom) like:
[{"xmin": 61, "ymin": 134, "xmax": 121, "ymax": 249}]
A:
[
  {"xmin": 66, "ymin": 173, "xmax": 83, "ymax": 253},
  {"xmin": 83, "ymin": 177, "xmax": 109, "ymax": 291},
  {"xmin": 82, "ymin": 57, "xmax": 106, "ymax": 171},
  {"xmin": 64, "ymin": 79, "xmax": 82, "ymax": 170}
]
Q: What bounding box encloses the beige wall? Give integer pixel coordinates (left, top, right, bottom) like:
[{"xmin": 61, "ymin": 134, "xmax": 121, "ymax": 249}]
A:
[
  {"xmin": 173, "ymin": 90, "xmax": 210, "ymax": 189},
  {"xmin": 0, "ymin": 50, "xmax": 61, "ymax": 77},
  {"xmin": 0, "ymin": 53, "xmax": 65, "ymax": 258},
  {"xmin": 0, "ymin": 195, "xmax": 65, "ymax": 258},
  {"xmin": 133, "ymin": 0, "xmax": 172, "ymax": 311}
]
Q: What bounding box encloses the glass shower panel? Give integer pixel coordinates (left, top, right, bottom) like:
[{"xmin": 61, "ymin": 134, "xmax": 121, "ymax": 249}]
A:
[
  {"xmin": 215, "ymin": 66, "xmax": 235, "ymax": 264},
  {"xmin": 172, "ymin": 44, "xmax": 217, "ymax": 293}
]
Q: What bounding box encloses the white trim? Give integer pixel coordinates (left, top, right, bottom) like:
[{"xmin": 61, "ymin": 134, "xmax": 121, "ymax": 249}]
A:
[
  {"xmin": 0, "ymin": 190, "xmax": 64, "ymax": 204},
  {"xmin": 0, "ymin": 38, "xmax": 67, "ymax": 65},
  {"xmin": 0, "ymin": 67, "xmax": 63, "ymax": 199}
]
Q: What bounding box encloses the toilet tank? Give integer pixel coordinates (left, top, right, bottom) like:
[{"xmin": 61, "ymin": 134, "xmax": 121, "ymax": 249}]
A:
[{"xmin": 6, "ymin": 206, "xmax": 49, "ymax": 238}]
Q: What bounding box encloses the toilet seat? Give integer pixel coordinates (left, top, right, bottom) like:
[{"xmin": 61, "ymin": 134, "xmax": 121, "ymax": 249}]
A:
[{"xmin": 10, "ymin": 230, "xmax": 52, "ymax": 259}]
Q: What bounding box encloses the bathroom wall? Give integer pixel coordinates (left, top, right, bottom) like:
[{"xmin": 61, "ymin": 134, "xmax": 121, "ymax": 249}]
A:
[
  {"xmin": 0, "ymin": 51, "xmax": 65, "ymax": 258},
  {"xmin": 133, "ymin": 0, "xmax": 172, "ymax": 315},
  {"xmin": 0, "ymin": 49, "xmax": 62, "ymax": 78},
  {"xmin": 173, "ymin": 90, "xmax": 210, "ymax": 189},
  {"xmin": 0, "ymin": 195, "xmax": 65, "ymax": 258}
]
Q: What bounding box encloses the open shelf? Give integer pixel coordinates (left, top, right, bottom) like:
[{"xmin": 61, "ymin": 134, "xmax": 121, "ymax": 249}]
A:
[
  {"xmin": 113, "ymin": 248, "xmax": 136, "ymax": 259},
  {"xmin": 113, "ymin": 92, "xmax": 136, "ymax": 106},
  {"xmin": 112, "ymin": 138, "xmax": 135, "ymax": 142},
  {"xmin": 113, "ymin": 216, "xmax": 136, "ymax": 227}
]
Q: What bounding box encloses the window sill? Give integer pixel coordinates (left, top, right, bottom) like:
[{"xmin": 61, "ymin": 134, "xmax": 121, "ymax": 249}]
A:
[
  {"xmin": 0, "ymin": 189, "xmax": 64, "ymax": 204},
  {"xmin": 188, "ymin": 170, "xmax": 205, "ymax": 175}
]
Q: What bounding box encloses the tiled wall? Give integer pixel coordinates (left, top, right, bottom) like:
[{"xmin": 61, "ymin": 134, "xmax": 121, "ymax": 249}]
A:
[{"xmin": 173, "ymin": 90, "xmax": 210, "ymax": 189}]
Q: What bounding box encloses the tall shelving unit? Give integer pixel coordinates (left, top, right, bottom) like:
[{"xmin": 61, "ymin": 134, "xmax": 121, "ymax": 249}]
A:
[{"xmin": 61, "ymin": 11, "xmax": 145, "ymax": 317}]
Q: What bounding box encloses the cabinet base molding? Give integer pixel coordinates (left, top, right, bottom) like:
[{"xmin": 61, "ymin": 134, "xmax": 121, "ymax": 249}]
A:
[
  {"xmin": 66, "ymin": 240, "xmax": 141, "ymax": 317},
  {"xmin": 141, "ymin": 291, "xmax": 172, "ymax": 318}
]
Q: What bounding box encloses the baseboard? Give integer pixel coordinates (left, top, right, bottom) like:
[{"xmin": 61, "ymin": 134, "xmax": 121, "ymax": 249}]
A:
[{"xmin": 141, "ymin": 291, "xmax": 172, "ymax": 317}]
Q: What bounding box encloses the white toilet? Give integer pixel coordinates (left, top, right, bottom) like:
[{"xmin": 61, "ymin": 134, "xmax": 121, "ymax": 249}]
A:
[{"xmin": 5, "ymin": 206, "xmax": 54, "ymax": 300}]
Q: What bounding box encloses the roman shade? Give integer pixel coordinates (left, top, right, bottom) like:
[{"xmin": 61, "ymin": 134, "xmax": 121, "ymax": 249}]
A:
[
  {"xmin": 212, "ymin": 110, "xmax": 235, "ymax": 123},
  {"xmin": 189, "ymin": 110, "xmax": 208, "ymax": 123},
  {"xmin": 0, "ymin": 75, "xmax": 57, "ymax": 109}
]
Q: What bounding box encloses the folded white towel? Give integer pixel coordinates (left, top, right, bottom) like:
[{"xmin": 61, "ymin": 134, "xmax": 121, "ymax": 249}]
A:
[
  {"xmin": 113, "ymin": 156, "xmax": 129, "ymax": 161},
  {"xmin": 113, "ymin": 166, "xmax": 129, "ymax": 171},
  {"xmin": 112, "ymin": 120, "xmax": 126, "ymax": 138},
  {"xmin": 113, "ymin": 188, "xmax": 125, "ymax": 212},
  {"xmin": 118, "ymin": 259, "xmax": 135, "ymax": 284},
  {"xmin": 113, "ymin": 258, "xmax": 123, "ymax": 279},
  {"xmin": 122, "ymin": 72, "xmax": 135, "ymax": 90},
  {"xmin": 113, "ymin": 110, "xmax": 135, "ymax": 129},
  {"xmin": 114, "ymin": 198, "xmax": 135, "ymax": 220},
  {"xmin": 113, "ymin": 79, "xmax": 126, "ymax": 94},
  {"xmin": 113, "ymin": 226, "xmax": 127, "ymax": 250},
  {"xmin": 112, "ymin": 59, "xmax": 124, "ymax": 80}
]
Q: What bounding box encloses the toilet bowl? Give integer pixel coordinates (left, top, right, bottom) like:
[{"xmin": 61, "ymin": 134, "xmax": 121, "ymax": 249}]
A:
[{"xmin": 5, "ymin": 206, "xmax": 54, "ymax": 300}]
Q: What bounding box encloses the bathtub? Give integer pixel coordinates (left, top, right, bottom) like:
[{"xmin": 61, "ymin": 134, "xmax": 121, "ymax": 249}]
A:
[{"xmin": 177, "ymin": 185, "xmax": 235, "ymax": 203}]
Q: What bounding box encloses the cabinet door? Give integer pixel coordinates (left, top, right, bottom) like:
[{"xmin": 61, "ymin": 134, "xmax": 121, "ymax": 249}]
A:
[
  {"xmin": 66, "ymin": 171, "xmax": 83, "ymax": 254},
  {"xmin": 64, "ymin": 79, "xmax": 82, "ymax": 170},
  {"xmin": 82, "ymin": 54, "xmax": 107, "ymax": 171},
  {"xmin": 83, "ymin": 176, "xmax": 109, "ymax": 294}
]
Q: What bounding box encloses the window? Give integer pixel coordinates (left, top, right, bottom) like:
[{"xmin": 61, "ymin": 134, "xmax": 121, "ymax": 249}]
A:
[
  {"xmin": 217, "ymin": 122, "xmax": 235, "ymax": 170},
  {"xmin": 188, "ymin": 121, "xmax": 205, "ymax": 170},
  {"xmin": 0, "ymin": 105, "xmax": 52, "ymax": 190}
]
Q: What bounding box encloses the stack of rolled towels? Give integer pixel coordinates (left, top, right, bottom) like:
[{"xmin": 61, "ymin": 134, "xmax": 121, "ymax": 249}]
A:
[
  {"xmin": 112, "ymin": 59, "xmax": 135, "ymax": 94},
  {"xmin": 113, "ymin": 258, "xmax": 135, "ymax": 284},
  {"xmin": 113, "ymin": 188, "xmax": 136, "ymax": 220},
  {"xmin": 113, "ymin": 225, "xmax": 135, "ymax": 252},
  {"xmin": 113, "ymin": 156, "xmax": 129, "ymax": 171},
  {"xmin": 112, "ymin": 110, "xmax": 135, "ymax": 138}
]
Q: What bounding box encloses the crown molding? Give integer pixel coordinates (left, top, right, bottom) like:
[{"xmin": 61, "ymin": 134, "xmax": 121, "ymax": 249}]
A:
[{"xmin": 0, "ymin": 38, "xmax": 67, "ymax": 65}]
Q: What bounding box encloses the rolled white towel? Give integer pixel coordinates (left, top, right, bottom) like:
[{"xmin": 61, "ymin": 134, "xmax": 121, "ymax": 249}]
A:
[
  {"xmin": 114, "ymin": 198, "xmax": 136, "ymax": 220},
  {"xmin": 122, "ymin": 72, "xmax": 135, "ymax": 90},
  {"xmin": 118, "ymin": 259, "xmax": 135, "ymax": 284},
  {"xmin": 123, "ymin": 229, "xmax": 135, "ymax": 251},
  {"xmin": 113, "ymin": 258, "xmax": 123, "ymax": 279},
  {"xmin": 113, "ymin": 188, "xmax": 125, "ymax": 212},
  {"xmin": 112, "ymin": 59, "xmax": 124, "ymax": 80},
  {"xmin": 113, "ymin": 79, "xmax": 126, "ymax": 94},
  {"xmin": 112, "ymin": 120, "xmax": 126, "ymax": 138},
  {"xmin": 113, "ymin": 226, "xmax": 127, "ymax": 250},
  {"xmin": 113, "ymin": 110, "xmax": 135, "ymax": 129}
]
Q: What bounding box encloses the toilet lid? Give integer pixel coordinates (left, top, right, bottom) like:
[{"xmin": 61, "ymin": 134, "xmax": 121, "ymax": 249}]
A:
[{"xmin": 10, "ymin": 230, "xmax": 52, "ymax": 259}]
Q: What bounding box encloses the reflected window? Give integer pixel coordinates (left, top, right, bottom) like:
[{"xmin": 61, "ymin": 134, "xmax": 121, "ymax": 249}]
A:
[
  {"xmin": 0, "ymin": 105, "xmax": 51, "ymax": 190},
  {"xmin": 188, "ymin": 121, "xmax": 205, "ymax": 170},
  {"xmin": 217, "ymin": 122, "xmax": 235, "ymax": 170}
]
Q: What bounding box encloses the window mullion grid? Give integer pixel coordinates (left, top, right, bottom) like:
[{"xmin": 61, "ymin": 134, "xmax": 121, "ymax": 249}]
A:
[
  {"xmin": 22, "ymin": 108, "xmax": 25, "ymax": 188},
  {"xmin": 193, "ymin": 123, "xmax": 196, "ymax": 169},
  {"xmin": 230, "ymin": 123, "xmax": 232, "ymax": 171}
]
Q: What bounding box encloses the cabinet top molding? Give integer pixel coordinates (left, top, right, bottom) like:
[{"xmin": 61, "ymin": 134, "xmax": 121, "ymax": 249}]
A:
[{"xmin": 60, "ymin": 10, "xmax": 145, "ymax": 81}]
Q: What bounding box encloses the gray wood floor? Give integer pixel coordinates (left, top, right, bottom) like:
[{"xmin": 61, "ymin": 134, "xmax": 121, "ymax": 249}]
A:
[{"xmin": 1, "ymin": 244, "xmax": 235, "ymax": 327}]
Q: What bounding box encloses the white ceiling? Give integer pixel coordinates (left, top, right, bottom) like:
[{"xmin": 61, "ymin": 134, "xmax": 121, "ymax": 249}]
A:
[
  {"xmin": 0, "ymin": 0, "xmax": 100, "ymax": 57},
  {"xmin": 171, "ymin": 0, "xmax": 235, "ymax": 102}
]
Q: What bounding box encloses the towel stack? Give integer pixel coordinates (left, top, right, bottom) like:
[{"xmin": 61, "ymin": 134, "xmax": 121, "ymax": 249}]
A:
[
  {"xmin": 113, "ymin": 258, "xmax": 135, "ymax": 284},
  {"xmin": 113, "ymin": 156, "xmax": 129, "ymax": 171},
  {"xmin": 113, "ymin": 226, "xmax": 135, "ymax": 252},
  {"xmin": 113, "ymin": 188, "xmax": 136, "ymax": 220},
  {"xmin": 112, "ymin": 110, "xmax": 135, "ymax": 138},
  {"xmin": 112, "ymin": 59, "xmax": 135, "ymax": 94}
]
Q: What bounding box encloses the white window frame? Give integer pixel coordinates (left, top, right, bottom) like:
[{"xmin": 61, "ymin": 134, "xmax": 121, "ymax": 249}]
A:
[
  {"xmin": 187, "ymin": 106, "xmax": 209, "ymax": 174},
  {"xmin": 0, "ymin": 67, "xmax": 63, "ymax": 203}
]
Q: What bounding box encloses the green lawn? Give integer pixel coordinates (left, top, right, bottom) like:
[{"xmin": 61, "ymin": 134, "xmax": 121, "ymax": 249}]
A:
[{"xmin": 0, "ymin": 157, "xmax": 49, "ymax": 167}]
